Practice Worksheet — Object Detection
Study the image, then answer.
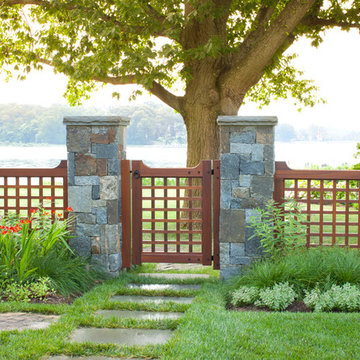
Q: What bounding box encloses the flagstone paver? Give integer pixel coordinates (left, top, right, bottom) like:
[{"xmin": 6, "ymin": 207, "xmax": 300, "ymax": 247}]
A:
[
  {"xmin": 71, "ymin": 328, "xmax": 173, "ymax": 346},
  {"xmin": 96, "ymin": 309, "xmax": 183, "ymax": 320},
  {"xmin": 138, "ymin": 273, "xmax": 209, "ymax": 279},
  {"xmin": 111, "ymin": 295, "xmax": 194, "ymax": 304},
  {"xmin": 127, "ymin": 283, "xmax": 201, "ymax": 291},
  {"xmin": 0, "ymin": 312, "xmax": 60, "ymax": 332}
]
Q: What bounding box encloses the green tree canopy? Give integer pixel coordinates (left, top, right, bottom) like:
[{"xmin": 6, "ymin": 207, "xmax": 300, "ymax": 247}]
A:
[{"xmin": 1, "ymin": 0, "xmax": 360, "ymax": 165}]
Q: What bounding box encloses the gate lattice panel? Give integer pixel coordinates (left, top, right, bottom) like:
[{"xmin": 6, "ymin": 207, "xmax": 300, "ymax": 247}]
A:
[{"xmin": 121, "ymin": 160, "xmax": 220, "ymax": 269}]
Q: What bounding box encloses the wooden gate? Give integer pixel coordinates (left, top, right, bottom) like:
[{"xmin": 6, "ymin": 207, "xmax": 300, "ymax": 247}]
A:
[{"xmin": 121, "ymin": 160, "xmax": 220, "ymax": 269}]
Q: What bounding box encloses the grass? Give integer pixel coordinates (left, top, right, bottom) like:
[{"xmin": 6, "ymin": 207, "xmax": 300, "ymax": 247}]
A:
[{"xmin": 1, "ymin": 269, "xmax": 360, "ymax": 359}]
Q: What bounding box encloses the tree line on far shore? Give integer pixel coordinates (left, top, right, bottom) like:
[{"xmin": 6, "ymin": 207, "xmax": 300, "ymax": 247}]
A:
[{"xmin": 0, "ymin": 103, "xmax": 359, "ymax": 145}]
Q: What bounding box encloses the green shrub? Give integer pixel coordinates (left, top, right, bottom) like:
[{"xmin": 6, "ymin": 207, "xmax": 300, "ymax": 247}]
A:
[
  {"xmin": 230, "ymin": 247, "xmax": 360, "ymax": 297},
  {"xmin": 247, "ymin": 200, "xmax": 307, "ymax": 259},
  {"xmin": 254, "ymin": 282, "xmax": 297, "ymax": 311},
  {"xmin": 0, "ymin": 204, "xmax": 105, "ymax": 296},
  {"xmin": 231, "ymin": 286, "xmax": 259, "ymax": 306},
  {"xmin": 304, "ymin": 284, "xmax": 360, "ymax": 312},
  {"xmin": 2, "ymin": 277, "xmax": 53, "ymax": 302}
]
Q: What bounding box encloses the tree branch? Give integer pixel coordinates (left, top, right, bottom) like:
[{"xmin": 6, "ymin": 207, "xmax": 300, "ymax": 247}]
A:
[{"xmin": 301, "ymin": 15, "xmax": 360, "ymax": 30}]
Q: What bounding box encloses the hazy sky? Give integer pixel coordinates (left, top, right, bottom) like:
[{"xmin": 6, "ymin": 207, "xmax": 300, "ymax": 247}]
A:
[{"xmin": 0, "ymin": 28, "xmax": 359, "ymax": 131}]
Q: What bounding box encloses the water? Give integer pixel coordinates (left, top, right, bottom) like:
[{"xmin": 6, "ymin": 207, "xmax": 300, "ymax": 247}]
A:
[{"xmin": 0, "ymin": 141, "xmax": 357, "ymax": 169}]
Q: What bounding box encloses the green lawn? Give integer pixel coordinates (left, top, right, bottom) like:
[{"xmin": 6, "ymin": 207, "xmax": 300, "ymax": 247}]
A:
[{"xmin": 1, "ymin": 271, "xmax": 359, "ymax": 359}]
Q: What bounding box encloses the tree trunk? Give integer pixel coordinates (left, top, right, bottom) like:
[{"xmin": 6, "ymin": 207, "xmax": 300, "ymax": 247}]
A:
[{"xmin": 183, "ymin": 103, "xmax": 221, "ymax": 168}]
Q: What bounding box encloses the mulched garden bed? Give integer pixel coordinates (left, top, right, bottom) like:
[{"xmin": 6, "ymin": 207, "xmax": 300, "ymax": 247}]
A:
[{"xmin": 227, "ymin": 301, "xmax": 311, "ymax": 313}]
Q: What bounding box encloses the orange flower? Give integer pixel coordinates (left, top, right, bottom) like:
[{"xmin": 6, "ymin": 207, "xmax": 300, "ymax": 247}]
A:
[
  {"xmin": 26, "ymin": 219, "xmax": 31, "ymax": 224},
  {"xmin": 31, "ymin": 209, "xmax": 37, "ymax": 213},
  {"xmin": 43, "ymin": 211, "xmax": 49, "ymax": 216},
  {"xmin": 57, "ymin": 213, "xmax": 63, "ymax": 218},
  {"xmin": 66, "ymin": 207, "xmax": 73, "ymax": 212},
  {"xmin": 46, "ymin": 197, "xmax": 52, "ymax": 200},
  {"xmin": 20, "ymin": 220, "xmax": 25, "ymax": 224},
  {"xmin": 1, "ymin": 230, "xmax": 7, "ymax": 235}
]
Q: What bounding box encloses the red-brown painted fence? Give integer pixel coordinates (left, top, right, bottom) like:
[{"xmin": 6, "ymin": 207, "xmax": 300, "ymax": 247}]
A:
[
  {"xmin": 274, "ymin": 161, "xmax": 360, "ymax": 248},
  {"xmin": 0, "ymin": 161, "xmax": 68, "ymax": 220},
  {"xmin": 121, "ymin": 160, "xmax": 220, "ymax": 269}
]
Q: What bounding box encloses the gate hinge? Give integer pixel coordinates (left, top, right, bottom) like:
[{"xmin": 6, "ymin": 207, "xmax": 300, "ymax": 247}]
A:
[
  {"xmin": 211, "ymin": 255, "xmax": 214, "ymax": 260},
  {"xmin": 211, "ymin": 169, "xmax": 214, "ymax": 175}
]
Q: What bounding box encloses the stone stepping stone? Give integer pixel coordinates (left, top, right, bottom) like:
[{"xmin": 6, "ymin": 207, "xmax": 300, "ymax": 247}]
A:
[
  {"xmin": 138, "ymin": 273, "xmax": 209, "ymax": 279},
  {"xmin": 46, "ymin": 356, "xmax": 142, "ymax": 360},
  {"xmin": 0, "ymin": 312, "xmax": 60, "ymax": 332},
  {"xmin": 127, "ymin": 283, "xmax": 201, "ymax": 291},
  {"xmin": 111, "ymin": 295, "xmax": 194, "ymax": 304},
  {"xmin": 71, "ymin": 328, "xmax": 173, "ymax": 346},
  {"xmin": 96, "ymin": 309, "xmax": 183, "ymax": 320}
]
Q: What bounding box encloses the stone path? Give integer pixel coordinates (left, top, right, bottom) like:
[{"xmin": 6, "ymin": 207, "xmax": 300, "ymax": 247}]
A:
[
  {"xmin": 4, "ymin": 273, "xmax": 203, "ymax": 359},
  {"xmin": 138, "ymin": 272, "xmax": 209, "ymax": 279},
  {"xmin": 0, "ymin": 312, "xmax": 60, "ymax": 332}
]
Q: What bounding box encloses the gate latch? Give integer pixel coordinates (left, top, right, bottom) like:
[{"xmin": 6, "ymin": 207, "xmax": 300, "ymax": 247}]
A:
[{"xmin": 133, "ymin": 170, "xmax": 140, "ymax": 179}]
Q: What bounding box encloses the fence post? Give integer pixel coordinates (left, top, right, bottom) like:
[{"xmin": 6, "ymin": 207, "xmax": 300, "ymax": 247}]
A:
[
  {"xmin": 63, "ymin": 116, "xmax": 130, "ymax": 276},
  {"xmin": 217, "ymin": 116, "xmax": 278, "ymax": 279}
]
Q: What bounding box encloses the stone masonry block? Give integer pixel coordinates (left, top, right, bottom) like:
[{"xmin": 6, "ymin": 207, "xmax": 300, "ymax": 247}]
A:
[
  {"xmin": 251, "ymin": 176, "xmax": 274, "ymax": 198},
  {"xmin": 91, "ymin": 236, "xmax": 101, "ymax": 255},
  {"xmin": 93, "ymin": 207, "xmax": 107, "ymax": 224},
  {"xmin": 219, "ymin": 243, "xmax": 230, "ymax": 265},
  {"xmin": 232, "ymin": 187, "xmax": 250, "ymax": 198},
  {"xmin": 69, "ymin": 236, "xmax": 91, "ymax": 258},
  {"xmin": 91, "ymin": 133, "xmax": 109, "ymax": 144},
  {"xmin": 66, "ymin": 126, "xmax": 91, "ymax": 153},
  {"xmin": 92, "ymin": 143, "xmax": 118, "ymax": 159},
  {"xmin": 264, "ymin": 145, "xmax": 274, "ymax": 161},
  {"xmin": 220, "ymin": 153, "xmax": 240, "ymax": 179},
  {"xmin": 239, "ymin": 175, "xmax": 252, "ymax": 187},
  {"xmin": 230, "ymin": 143, "xmax": 251, "ymax": 156},
  {"xmin": 74, "ymin": 176, "xmax": 99, "ymax": 185},
  {"xmin": 256, "ymin": 126, "xmax": 274, "ymax": 144},
  {"xmin": 245, "ymin": 228, "xmax": 263, "ymax": 256},
  {"xmin": 109, "ymin": 253, "xmax": 122, "ymax": 273},
  {"xmin": 100, "ymin": 176, "xmax": 118, "ymax": 200},
  {"xmin": 240, "ymin": 161, "xmax": 264, "ymax": 175},
  {"xmin": 230, "ymin": 243, "xmax": 245, "ymax": 258},
  {"xmin": 68, "ymin": 152, "xmax": 75, "ymax": 186},
  {"xmin": 219, "ymin": 209, "xmax": 245, "ymax": 243},
  {"xmin": 91, "ymin": 254, "xmax": 109, "ymax": 272},
  {"xmin": 264, "ymin": 160, "xmax": 275, "ymax": 176},
  {"xmin": 220, "ymin": 180, "xmax": 238, "ymax": 209},
  {"xmin": 251, "ymin": 144, "xmax": 264, "ymax": 161},
  {"xmin": 92, "ymin": 185, "xmax": 100, "ymax": 200},
  {"xmin": 108, "ymin": 159, "xmax": 120, "ymax": 175},
  {"xmin": 92, "ymin": 127, "xmax": 108, "ymax": 135},
  {"xmin": 76, "ymin": 213, "xmax": 96, "ymax": 224},
  {"xmin": 105, "ymin": 224, "xmax": 120, "ymax": 253},
  {"xmin": 245, "ymin": 209, "xmax": 261, "ymax": 224},
  {"xmin": 220, "ymin": 266, "xmax": 243, "ymax": 279},
  {"xmin": 74, "ymin": 154, "xmax": 97, "ymax": 176},
  {"xmin": 230, "ymin": 199, "xmax": 242, "ymax": 209},
  {"xmin": 68, "ymin": 186, "xmax": 92, "ymax": 212},
  {"xmin": 96, "ymin": 159, "xmax": 108, "ymax": 176},
  {"xmin": 220, "ymin": 128, "xmax": 230, "ymax": 153},
  {"xmin": 76, "ymin": 223, "xmax": 100, "ymax": 237},
  {"xmin": 230, "ymin": 130, "xmax": 256, "ymax": 144},
  {"xmin": 107, "ymin": 200, "xmax": 119, "ymax": 224}
]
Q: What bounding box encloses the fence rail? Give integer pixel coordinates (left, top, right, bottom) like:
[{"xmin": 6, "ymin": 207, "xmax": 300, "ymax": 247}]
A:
[
  {"xmin": 274, "ymin": 161, "xmax": 360, "ymax": 248},
  {"xmin": 0, "ymin": 160, "xmax": 68, "ymax": 220}
]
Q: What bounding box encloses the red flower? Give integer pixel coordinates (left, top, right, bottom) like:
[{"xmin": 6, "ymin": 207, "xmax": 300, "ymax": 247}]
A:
[
  {"xmin": 51, "ymin": 210, "xmax": 56, "ymax": 214},
  {"xmin": 31, "ymin": 209, "xmax": 37, "ymax": 213},
  {"xmin": 66, "ymin": 207, "xmax": 73, "ymax": 212},
  {"xmin": 20, "ymin": 220, "xmax": 25, "ymax": 224},
  {"xmin": 57, "ymin": 213, "xmax": 63, "ymax": 218},
  {"xmin": 0, "ymin": 225, "xmax": 4, "ymax": 229},
  {"xmin": 1, "ymin": 230, "xmax": 7, "ymax": 235},
  {"xmin": 46, "ymin": 197, "xmax": 52, "ymax": 200},
  {"xmin": 43, "ymin": 211, "xmax": 49, "ymax": 216},
  {"xmin": 26, "ymin": 219, "xmax": 31, "ymax": 224}
]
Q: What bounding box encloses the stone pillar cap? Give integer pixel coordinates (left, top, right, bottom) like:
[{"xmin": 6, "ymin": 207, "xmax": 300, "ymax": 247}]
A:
[
  {"xmin": 217, "ymin": 116, "xmax": 278, "ymax": 126},
  {"xmin": 63, "ymin": 116, "xmax": 130, "ymax": 126}
]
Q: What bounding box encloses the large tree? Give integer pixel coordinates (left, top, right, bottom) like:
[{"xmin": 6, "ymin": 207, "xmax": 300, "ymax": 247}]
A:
[{"xmin": 1, "ymin": 0, "xmax": 359, "ymax": 166}]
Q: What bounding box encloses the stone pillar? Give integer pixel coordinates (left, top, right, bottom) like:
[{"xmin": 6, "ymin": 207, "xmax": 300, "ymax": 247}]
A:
[
  {"xmin": 63, "ymin": 116, "xmax": 130, "ymax": 276},
  {"xmin": 218, "ymin": 116, "xmax": 278, "ymax": 279}
]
